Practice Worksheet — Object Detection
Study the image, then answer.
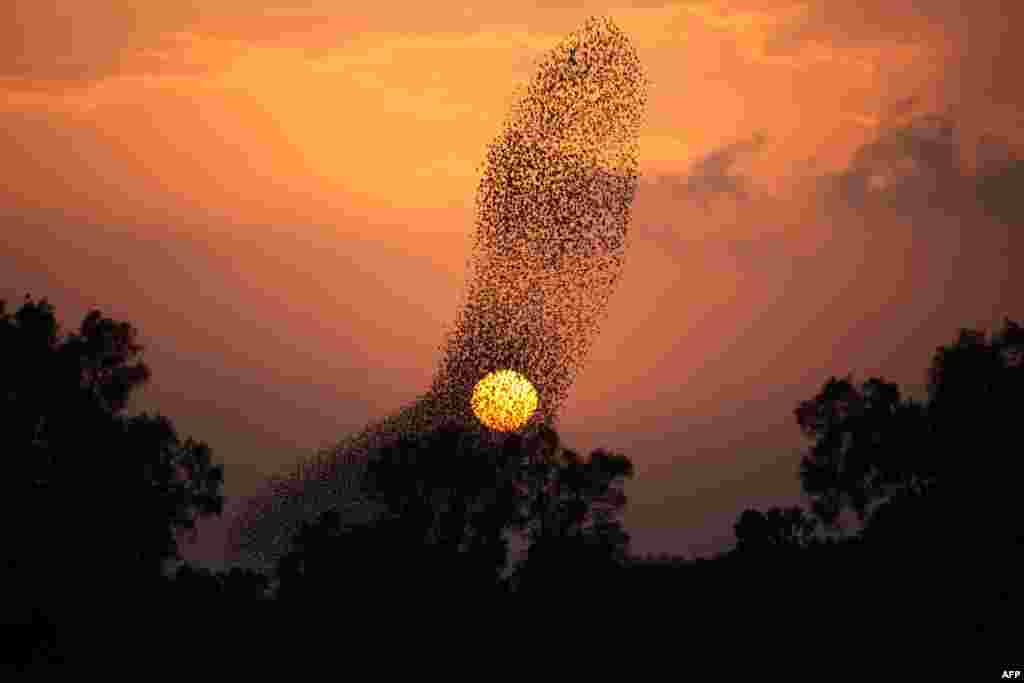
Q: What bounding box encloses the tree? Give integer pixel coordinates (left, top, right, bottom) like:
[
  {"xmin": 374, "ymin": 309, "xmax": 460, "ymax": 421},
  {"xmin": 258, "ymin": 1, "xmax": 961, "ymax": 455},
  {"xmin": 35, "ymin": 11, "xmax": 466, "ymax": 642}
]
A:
[
  {"xmin": 1, "ymin": 295, "xmax": 224, "ymax": 668},
  {"xmin": 794, "ymin": 319, "xmax": 1023, "ymax": 540},
  {"xmin": 790, "ymin": 319, "xmax": 1024, "ymax": 643},
  {"xmin": 511, "ymin": 427, "xmax": 634, "ymax": 603},
  {"xmin": 733, "ymin": 506, "xmax": 818, "ymax": 553},
  {"xmin": 794, "ymin": 374, "xmax": 930, "ymax": 529},
  {"xmin": 122, "ymin": 412, "xmax": 224, "ymax": 578},
  {"xmin": 275, "ymin": 424, "xmax": 527, "ymax": 615},
  {"xmin": 273, "ymin": 422, "xmax": 634, "ymax": 614},
  {"xmin": 921, "ymin": 320, "xmax": 1024, "ymax": 558},
  {"xmin": 365, "ymin": 424, "xmax": 525, "ymax": 584}
]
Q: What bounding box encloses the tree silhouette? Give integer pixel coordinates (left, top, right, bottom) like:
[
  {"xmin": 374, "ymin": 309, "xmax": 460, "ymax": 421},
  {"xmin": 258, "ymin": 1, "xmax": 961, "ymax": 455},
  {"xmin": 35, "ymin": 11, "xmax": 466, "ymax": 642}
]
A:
[
  {"xmin": 794, "ymin": 374, "xmax": 930, "ymax": 529},
  {"xmin": 783, "ymin": 318, "xmax": 1024, "ymax": 650},
  {"xmin": 1, "ymin": 295, "xmax": 224, "ymax": 671},
  {"xmin": 920, "ymin": 320, "xmax": 1024, "ymax": 617},
  {"xmin": 274, "ymin": 425, "xmax": 526, "ymax": 617},
  {"xmin": 794, "ymin": 319, "xmax": 1023, "ymax": 538},
  {"xmin": 272, "ymin": 422, "xmax": 633, "ymax": 618},
  {"xmin": 123, "ymin": 412, "xmax": 224, "ymax": 578},
  {"xmin": 10, "ymin": 287, "xmax": 1023, "ymax": 665},
  {"xmin": 733, "ymin": 506, "xmax": 818, "ymax": 553},
  {"xmin": 926, "ymin": 320, "xmax": 1024, "ymax": 498},
  {"xmin": 503, "ymin": 426, "xmax": 633, "ymax": 606}
]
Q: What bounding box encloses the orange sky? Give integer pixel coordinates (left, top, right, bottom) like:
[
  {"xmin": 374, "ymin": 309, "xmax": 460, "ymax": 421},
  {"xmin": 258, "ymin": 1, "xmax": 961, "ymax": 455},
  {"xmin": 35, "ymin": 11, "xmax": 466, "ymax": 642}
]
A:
[{"xmin": 3, "ymin": 0, "xmax": 1022, "ymax": 563}]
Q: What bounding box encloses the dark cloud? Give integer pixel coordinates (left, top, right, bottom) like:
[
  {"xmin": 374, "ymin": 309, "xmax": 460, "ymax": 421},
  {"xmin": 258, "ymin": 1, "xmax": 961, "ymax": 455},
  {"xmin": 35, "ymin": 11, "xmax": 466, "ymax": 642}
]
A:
[
  {"xmin": 818, "ymin": 112, "xmax": 967, "ymax": 218},
  {"xmin": 638, "ymin": 107, "xmax": 1022, "ymax": 291},
  {"xmin": 976, "ymin": 144, "xmax": 1024, "ymax": 228},
  {"xmin": 652, "ymin": 131, "xmax": 768, "ymax": 211},
  {"xmin": 819, "ymin": 111, "xmax": 1024, "ymax": 235}
]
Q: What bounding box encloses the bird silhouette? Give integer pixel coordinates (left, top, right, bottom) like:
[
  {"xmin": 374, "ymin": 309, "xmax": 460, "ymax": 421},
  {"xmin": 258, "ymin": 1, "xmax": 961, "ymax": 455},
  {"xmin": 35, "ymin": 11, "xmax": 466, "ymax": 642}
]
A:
[{"xmin": 228, "ymin": 15, "xmax": 648, "ymax": 573}]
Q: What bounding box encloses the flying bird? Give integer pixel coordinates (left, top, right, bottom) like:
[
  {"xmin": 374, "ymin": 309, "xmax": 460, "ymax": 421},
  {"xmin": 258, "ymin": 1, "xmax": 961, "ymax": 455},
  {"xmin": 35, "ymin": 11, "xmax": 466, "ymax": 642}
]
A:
[{"xmin": 228, "ymin": 16, "xmax": 648, "ymax": 573}]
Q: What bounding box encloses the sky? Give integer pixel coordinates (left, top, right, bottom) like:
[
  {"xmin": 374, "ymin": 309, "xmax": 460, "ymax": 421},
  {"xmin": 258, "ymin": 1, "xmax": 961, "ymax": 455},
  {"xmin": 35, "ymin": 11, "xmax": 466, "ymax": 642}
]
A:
[{"xmin": 3, "ymin": 0, "xmax": 1022, "ymax": 566}]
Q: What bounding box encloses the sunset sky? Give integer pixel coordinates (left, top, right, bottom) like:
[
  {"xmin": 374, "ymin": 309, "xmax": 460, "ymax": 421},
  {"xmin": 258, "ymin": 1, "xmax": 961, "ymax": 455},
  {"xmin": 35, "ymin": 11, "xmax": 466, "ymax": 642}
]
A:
[{"xmin": 3, "ymin": 0, "xmax": 1022, "ymax": 565}]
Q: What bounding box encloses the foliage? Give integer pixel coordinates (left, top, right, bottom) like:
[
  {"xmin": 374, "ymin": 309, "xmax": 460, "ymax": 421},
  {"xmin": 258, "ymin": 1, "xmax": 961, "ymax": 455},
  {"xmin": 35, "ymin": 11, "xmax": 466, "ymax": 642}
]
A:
[
  {"xmin": 2, "ymin": 295, "xmax": 224, "ymax": 671},
  {"xmin": 793, "ymin": 319, "xmax": 1023, "ymax": 540},
  {"xmin": 273, "ymin": 422, "xmax": 634, "ymax": 610},
  {"xmin": 733, "ymin": 506, "xmax": 818, "ymax": 553}
]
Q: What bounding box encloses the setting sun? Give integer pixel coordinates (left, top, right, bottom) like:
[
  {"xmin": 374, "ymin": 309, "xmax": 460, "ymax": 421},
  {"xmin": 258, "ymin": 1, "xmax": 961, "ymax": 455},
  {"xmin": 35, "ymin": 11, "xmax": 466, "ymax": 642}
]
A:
[{"xmin": 471, "ymin": 369, "xmax": 539, "ymax": 432}]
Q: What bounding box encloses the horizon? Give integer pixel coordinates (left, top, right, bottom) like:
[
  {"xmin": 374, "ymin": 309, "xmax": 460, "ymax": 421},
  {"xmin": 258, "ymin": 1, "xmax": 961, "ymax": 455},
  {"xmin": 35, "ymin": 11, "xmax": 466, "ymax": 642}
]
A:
[{"xmin": 3, "ymin": 0, "xmax": 1022, "ymax": 568}]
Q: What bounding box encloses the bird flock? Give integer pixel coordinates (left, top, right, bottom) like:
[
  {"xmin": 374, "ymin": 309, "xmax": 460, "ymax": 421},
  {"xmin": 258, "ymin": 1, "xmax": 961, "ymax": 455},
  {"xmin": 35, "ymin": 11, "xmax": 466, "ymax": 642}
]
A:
[{"xmin": 228, "ymin": 16, "xmax": 647, "ymax": 572}]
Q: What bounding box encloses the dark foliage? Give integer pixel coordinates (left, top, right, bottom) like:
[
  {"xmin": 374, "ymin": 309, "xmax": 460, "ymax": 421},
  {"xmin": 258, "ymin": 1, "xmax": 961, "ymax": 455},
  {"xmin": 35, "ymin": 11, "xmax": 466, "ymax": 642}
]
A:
[
  {"xmin": 2, "ymin": 296, "xmax": 224, "ymax": 673},
  {"xmin": 8, "ymin": 289, "xmax": 1022, "ymax": 667},
  {"xmin": 273, "ymin": 423, "xmax": 634, "ymax": 621}
]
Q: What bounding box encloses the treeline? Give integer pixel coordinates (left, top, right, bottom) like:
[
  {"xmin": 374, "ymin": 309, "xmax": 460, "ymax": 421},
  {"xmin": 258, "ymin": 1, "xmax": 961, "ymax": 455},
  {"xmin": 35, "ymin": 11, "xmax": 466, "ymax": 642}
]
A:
[{"xmin": 4, "ymin": 294, "xmax": 1020, "ymax": 670}]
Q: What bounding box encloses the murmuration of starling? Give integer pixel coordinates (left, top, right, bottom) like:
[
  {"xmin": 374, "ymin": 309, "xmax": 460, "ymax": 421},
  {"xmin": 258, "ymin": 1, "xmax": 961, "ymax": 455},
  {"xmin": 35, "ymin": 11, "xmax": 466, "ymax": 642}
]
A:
[{"xmin": 227, "ymin": 16, "xmax": 648, "ymax": 573}]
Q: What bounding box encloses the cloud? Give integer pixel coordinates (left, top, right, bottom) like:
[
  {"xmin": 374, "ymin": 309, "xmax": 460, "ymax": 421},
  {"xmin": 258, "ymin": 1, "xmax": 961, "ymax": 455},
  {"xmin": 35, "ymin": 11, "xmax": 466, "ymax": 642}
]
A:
[
  {"xmin": 758, "ymin": 1, "xmax": 1024, "ymax": 117},
  {"xmin": 817, "ymin": 112, "xmax": 967, "ymax": 218},
  {"xmin": 634, "ymin": 102, "xmax": 1024, "ymax": 288},
  {"xmin": 976, "ymin": 141, "xmax": 1024, "ymax": 228},
  {"xmin": 815, "ymin": 110, "xmax": 1024, "ymax": 237},
  {"xmin": 632, "ymin": 138, "xmax": 800, "ymax": 277},
  {"xmin": 651, "ymin": 131, "xmax": 768, "ymax": 211}
]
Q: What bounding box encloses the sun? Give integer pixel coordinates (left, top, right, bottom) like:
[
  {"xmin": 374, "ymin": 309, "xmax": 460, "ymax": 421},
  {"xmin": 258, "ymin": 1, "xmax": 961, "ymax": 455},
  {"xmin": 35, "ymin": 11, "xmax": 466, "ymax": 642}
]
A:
[{"xmin": 471, "ymin": 369, "xmax": 539, "ymax": 432}]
